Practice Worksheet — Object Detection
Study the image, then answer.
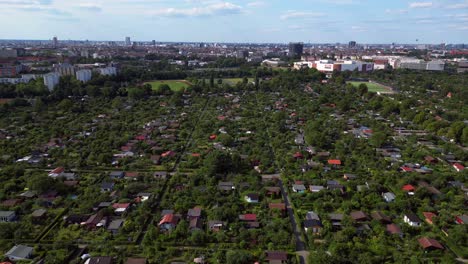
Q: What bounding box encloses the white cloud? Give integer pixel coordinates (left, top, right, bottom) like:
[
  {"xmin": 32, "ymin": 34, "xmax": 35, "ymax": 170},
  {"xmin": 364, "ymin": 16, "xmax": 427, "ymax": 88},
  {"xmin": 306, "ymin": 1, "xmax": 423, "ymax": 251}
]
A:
[
  {"xmin": 385, "ymin": 9, "xmax": 408, "ymax": 14},
  {"xmin": 280, "ymin": 10, "xmax": 325, "ymax": 20},
  {"xmin": 351, "ymin": 25, "xmax": 367, "ymax": 32},
  {"xmin": 77, "ymin": 3, "xmax": 102, "ymax": 12},
  {"xmin": 247, "ymin": 1, "xmax": 265, "ymax": 7},
  {"xmin": 445, "ymin": 2, "xmax": 468, "ymax": 9},
  {"xmin": 150, "ymin": 2, "xmax": 242, "ymax": 17},
  {"xmin": 409, "ymin": 2, "xmax": 433, "ymax": 8}
]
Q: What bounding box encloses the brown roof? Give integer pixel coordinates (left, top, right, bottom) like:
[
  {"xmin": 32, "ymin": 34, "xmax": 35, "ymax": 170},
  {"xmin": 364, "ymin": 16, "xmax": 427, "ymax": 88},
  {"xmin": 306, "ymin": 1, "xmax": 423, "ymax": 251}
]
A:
[
  {"xmin": 1, "ymin": 199, "xmax": 22, "ymax": 207},
  {"xmin": 350, "ymin": 211, "xmax": 368, "ymax": 221},
  {"xmin": 266, "ymin": 251, "xmax": 288, "ymax": 261},
  {"xmin": 371, "ymin": 211, "xmax": 391, "ymax": 223},
  {"xmin": 125, "ymin": 258, "xmax": 147, "ymax": 264},
  {"xmin": 418, "ymin": 237, "xmax": 443, "ymax": 250},
  {"xmin": 386, "ymin": 223, "xmax": 402, "ymax": 235},
  {"xmin": 269, "ymin": 203, "xmax": 286, "ymax": 210}
]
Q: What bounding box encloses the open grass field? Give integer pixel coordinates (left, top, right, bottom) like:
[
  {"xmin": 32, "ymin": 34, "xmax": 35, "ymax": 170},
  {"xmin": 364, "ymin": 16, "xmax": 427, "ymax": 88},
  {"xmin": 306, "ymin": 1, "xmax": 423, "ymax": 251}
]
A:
[
  {"xmin": 146, "ymin": 80, "xmax": 192, "ymax": 92},
  {"xmin": 348, "ymin": 81, "xmax": 394, "ymax": 94}
]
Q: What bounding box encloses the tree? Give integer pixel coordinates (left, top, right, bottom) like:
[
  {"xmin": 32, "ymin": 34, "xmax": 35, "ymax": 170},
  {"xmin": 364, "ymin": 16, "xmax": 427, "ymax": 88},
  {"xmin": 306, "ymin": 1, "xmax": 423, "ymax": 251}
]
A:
[
  {"xmin": 358, "ymin": 83, "xmax": 368, "ymax": 96},
  {"xmin": 217, "ymin": 133, "xmax": 234, "ymax": 147},
  {"xmin": 127, "ymin": 87, "xmax": 145, "ymax": 100},
  {"xmin": 27, "ymin": 175, "xmax": 55, "ymax": 193},
  {"xmin": 157, "ymin": 84, "xmax": 172, "ymax": 95},
  {"xmin": 369, "ymin": 131, "xmax": 388, "ymax": 147},
  {"xmin": 57, "ymin": 99, "xmax": 73, "ymax": 111},
  {"xmin": 226, "ymin": 250, "xmax": 252, "ymax": 264}
]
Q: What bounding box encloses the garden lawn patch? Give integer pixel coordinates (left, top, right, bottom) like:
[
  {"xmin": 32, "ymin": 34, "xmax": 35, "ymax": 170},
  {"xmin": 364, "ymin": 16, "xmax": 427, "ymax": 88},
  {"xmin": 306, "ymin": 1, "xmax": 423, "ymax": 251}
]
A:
[{"xmin": 147, "ymin": 80, "xmax": 192, "ymax": 92}]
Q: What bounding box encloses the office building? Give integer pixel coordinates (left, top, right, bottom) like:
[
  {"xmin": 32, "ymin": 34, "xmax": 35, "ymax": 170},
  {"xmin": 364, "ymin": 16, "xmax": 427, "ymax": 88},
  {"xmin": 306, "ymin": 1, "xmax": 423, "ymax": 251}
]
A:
[
  {"xmin": 348, "ymin": 41, "xmax": 357, "ymax": 48},
  {"xmin": 125, "ymin": 37, "xmax": 131, "ymax": 46},
  {"xmin": 76, "ymin": 69, "xmax": 92, "ymax": 83},
  {"xmin": 152, "ymin": 40, "xmax": 156, "ymax": 46},
  {"xmin": 289, "ymin": 42, "xmax": 304, "ymax": 57},
  {"xmin": 44, "ymin": 72, "xmax": 60, "ymax": 91}
]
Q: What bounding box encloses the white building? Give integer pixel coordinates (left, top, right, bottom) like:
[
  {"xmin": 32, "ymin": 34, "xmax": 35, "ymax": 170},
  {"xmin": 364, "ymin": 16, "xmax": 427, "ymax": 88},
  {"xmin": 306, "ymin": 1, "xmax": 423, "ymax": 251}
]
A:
[
  {"xmin": 5, "ymin": 245, "xmax": 33, "ymax": 260},
  {"xmin": 43, "ymin": 72, "xmax": 60, "ymax": 91},
  {"xmin": 403, "ymin": 212, "xmax": 422, "ymax": 227},
  {"xmin": 0, "ymin": 211, "xmax": 16, "ymax": 222},
  {"xmin": 76, "ymin": 69, "xmax": 92, "ymax": 83},
  {"xmin": 397, "ymin": 58, "xmax": 445, "ymax": 71},
  {"xmin": 299, "ymin": 59, "xmax": 374, "ymax": 73},
  {"xmin": 98, "ymin": 67, "xmax": 117, "ymax": 76}
]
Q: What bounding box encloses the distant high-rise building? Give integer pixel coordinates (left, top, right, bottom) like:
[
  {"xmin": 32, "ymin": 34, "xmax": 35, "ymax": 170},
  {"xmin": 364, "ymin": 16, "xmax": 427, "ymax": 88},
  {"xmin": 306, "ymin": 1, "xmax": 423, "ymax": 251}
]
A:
[
  {"xmin": 348, "ymin": 41, "xmax": 357, "ymax": 48},
  {"xmin": 76, "ymin": 69, "xmax": 92, "ymax": 83},
  {"xmin": 152, "ymin": 40, "xmax": 156, "ymax": 46},
  {"xmin": 53, "ymin": 63, "xmax": 75, "ymax": 76},
  {"xmin": 0, "ymin": 49, "xmax": 18, "ymax": 58},
  {"xmin": 98, "ymin": 67, "xmax": 117, "ymax": 76},
  {"xmin": 236, "ymin": 50, "xmax": 249, "ymax": 59},
  {"xmin": 80, "ymin": 50, "xmax": 89, "ymax": 58},
  {"xmin": 44, "ymin": 72, "xmax": 60, "ymax": 91},
  {"xmin": 125, "ymin": 37, "xmax": 131, "ymax": 46},
  {"xmin": 289, "ymin": 42, "xmax": 304, "ymax": 57},
  {"xmin": 53, "ymin": 36, "xmax": 58, "ymax": 48}
]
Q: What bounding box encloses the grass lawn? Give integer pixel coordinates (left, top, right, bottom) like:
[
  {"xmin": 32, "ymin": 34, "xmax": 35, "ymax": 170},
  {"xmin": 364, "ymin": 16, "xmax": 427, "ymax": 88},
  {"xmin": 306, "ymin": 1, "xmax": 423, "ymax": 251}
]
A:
[
  {"xmin": 146, "ymin": 80, "xmax": 192, "ymax": 92},
  {"xmin": 348, "ymin": 81, "xmax": 393, "ymax": 93}
]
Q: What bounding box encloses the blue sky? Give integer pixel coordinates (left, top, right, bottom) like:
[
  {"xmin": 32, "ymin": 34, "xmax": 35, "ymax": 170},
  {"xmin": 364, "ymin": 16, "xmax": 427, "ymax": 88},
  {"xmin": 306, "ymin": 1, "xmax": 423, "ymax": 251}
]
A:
[{"xmin": 0, "ymin": 0, "xmax": 467, "ymax": 43}]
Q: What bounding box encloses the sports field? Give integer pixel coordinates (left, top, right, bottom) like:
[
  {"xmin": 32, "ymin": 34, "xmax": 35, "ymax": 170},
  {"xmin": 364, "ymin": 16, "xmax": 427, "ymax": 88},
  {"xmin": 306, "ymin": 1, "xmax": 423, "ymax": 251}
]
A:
[
  {"xmin": 348, "ymin": 81, "xmax": 394, "ymax": 94},
  {"xmin": 146, "ymin": 80, "xmax": 192, "ymax": 92}
]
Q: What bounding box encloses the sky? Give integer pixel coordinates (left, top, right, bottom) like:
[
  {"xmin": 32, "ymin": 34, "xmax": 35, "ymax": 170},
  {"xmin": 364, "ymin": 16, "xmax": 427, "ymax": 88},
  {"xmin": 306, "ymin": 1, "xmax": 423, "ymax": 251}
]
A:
[{"xmin": 0, "ymin": 0, "xmax": 467, "ymax": 44}]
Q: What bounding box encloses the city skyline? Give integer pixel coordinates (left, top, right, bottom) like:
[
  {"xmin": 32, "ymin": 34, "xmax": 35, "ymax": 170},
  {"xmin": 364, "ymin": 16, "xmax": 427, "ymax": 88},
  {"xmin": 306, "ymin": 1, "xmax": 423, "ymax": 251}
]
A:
[{"xmin": 0, "ymin": 0, "xmax": 468, "ymax": 44}]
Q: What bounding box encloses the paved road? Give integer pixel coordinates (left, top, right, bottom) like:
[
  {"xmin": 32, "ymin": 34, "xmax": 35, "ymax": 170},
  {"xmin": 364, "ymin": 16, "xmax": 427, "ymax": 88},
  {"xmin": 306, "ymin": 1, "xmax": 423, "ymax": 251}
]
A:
[
  {"xmin": 256, "ymin": 92, "xmax": 309, "ymax": 264},
  {"xmin": 278, "ymin": 178, "xmax": 308, "ymax": 264}
]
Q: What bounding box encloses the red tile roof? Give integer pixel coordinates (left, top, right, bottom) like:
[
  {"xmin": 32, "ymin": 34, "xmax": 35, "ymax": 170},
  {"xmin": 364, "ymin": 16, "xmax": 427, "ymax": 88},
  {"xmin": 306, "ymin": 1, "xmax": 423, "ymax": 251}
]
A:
[
  {"xmin": 401, "ymin": 166, "xmax": 413, "ymax": 172},
  {"xmin": 402, "ymin": 184, "xmax": 415, "ymax": 192},
  {"xmin": 423, "ymin": 212, "xmax": 437, "ymax": 225},
  {"xmin": 50, "ymin": 167, "xmax": 65, "ymax": 174},
  {"xmin": 418, "ymin": 237, "xmax": 443, "ymax": 250},
  {"xmin": 112, "ymin": 203, "xmax": 131, "ymax": 209},
  {"xmin": 328, "ymin": 159, "xmax": 342, "ymax": 165},
  {"xmin": 453, "ymin": 163, "xmax": 464, "ymax": 171},
  {"xmin": 240, "ymin": 214, "xmax": 257, "ymax": 221},
  {"xmin": 159, "ymin": 214, "xmax": 177, "ymax": 225},
  {"xmin": 293, "ymin": 152, "xmax": 304, "ymax": 159},
  {"xmin": 161, "ymin": 151, "xmax": 175, "ymax": 157}
]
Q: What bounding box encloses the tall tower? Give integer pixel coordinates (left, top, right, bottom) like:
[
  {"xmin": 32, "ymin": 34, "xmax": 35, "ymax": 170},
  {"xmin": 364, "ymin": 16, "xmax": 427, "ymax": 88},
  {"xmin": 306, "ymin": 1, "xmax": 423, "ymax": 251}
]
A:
[
  {"xmin": 53, "ymin": 36, "xmax": 58, "ymax": 48},
  {"xmin": 289, "ymin": 42, "xmax": 304, "ymax": 58},
  {"xmin": 125, "ymin": 37, "xmax": 131, "ymax": 46}
]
